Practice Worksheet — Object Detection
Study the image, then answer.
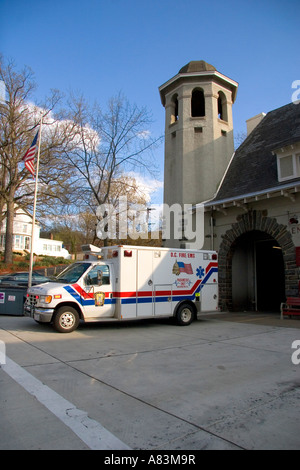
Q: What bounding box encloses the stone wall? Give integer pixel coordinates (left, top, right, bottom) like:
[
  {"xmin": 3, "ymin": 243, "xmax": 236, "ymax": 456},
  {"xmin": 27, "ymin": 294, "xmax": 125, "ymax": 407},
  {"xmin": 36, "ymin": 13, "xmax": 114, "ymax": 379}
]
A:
[{"xmin": 218, "ymin": 210, "xmax": 298, "ymax": 311}]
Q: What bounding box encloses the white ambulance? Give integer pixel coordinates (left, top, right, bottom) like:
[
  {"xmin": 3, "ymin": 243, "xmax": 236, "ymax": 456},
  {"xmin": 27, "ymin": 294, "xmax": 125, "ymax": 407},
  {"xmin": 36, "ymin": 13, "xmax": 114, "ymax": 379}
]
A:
[{"xmin": 24, "ymin": 245, "xmax": 218, "ymax": 333}]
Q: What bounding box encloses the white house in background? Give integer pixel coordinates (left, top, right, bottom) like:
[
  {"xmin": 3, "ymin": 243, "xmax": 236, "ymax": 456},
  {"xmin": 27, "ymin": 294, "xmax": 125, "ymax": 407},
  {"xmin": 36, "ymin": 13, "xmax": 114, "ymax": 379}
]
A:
[{"xmin": 0, "ymin": 206, "xmax": 70, "ymax": 259}]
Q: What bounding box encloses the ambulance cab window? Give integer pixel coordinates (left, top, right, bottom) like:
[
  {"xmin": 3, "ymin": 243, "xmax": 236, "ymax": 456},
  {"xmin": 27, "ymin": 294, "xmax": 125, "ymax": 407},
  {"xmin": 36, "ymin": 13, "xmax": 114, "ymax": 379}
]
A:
[
  {"xmin": 86, "ymin": 265, "xmax": 110, "ymax": 285},
  {"xmin": 56, "ymin": 262, "xmax": 91, "ymax": 283}
]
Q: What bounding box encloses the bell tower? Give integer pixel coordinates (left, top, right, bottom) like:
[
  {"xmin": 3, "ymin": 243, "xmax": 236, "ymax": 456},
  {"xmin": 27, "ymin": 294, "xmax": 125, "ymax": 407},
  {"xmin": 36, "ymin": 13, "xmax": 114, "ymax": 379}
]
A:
[{"xmin": 159, "ymin": 61, "xmax": 238, "ymax": 246}]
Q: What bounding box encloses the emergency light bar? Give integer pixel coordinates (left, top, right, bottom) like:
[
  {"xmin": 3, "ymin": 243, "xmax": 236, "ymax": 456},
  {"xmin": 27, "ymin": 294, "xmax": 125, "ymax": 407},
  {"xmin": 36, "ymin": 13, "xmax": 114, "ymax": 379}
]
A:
[
  {"xmin": 81, "ymin": 244, "xmax": 102, "ymax": 253},
  {"xmin": 81, "ymin": 244, "xmax": 103, "ymax": 260}
]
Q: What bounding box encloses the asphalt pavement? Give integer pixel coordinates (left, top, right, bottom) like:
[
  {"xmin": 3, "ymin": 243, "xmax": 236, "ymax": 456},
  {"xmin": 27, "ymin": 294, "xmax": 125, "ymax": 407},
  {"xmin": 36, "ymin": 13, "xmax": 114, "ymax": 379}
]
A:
[{"xmin": 0, "ymin": 311, "xmax": 299, "ymax": 451}]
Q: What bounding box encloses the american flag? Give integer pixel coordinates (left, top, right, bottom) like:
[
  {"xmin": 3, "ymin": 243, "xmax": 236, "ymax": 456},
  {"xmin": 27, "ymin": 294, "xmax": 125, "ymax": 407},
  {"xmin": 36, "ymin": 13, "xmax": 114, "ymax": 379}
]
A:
[
  {"xmin": 178, "ymin": 262, "xmax": 193, "ymax": 275},
  {"xmin": 22, "ymin": 130, "xmax": 39, "ymax": 176}
]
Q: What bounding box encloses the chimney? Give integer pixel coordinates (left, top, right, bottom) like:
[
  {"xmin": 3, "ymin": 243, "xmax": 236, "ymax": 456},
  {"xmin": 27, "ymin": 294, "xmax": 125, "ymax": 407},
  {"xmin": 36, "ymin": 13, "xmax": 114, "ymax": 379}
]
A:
[{"xmin": 246, "ymin": 112, "xmax": 266, "ymax": 135}]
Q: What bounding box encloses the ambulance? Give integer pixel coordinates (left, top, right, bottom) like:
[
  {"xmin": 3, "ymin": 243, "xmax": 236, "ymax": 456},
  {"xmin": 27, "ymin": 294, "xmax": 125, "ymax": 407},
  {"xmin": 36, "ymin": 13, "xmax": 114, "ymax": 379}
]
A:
[{"xmin": 24, "ymin": 245, "xmax": 218, "ymax": 333}]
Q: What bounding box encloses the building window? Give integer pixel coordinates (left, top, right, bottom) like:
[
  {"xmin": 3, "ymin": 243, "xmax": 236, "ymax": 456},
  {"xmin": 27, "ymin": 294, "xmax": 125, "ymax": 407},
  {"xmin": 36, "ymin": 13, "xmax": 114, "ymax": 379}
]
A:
[
  {"xmin": 170, "ymin": 94, "xmax": 179, "ymax": 124},
  {"xmin": 217, "ymin": 91, "xmax": 228, "ymax": 122},
  {"xmin": 14, "ymin": 235, "xmax": 23, "ymax": 249},
  {"xmin": 277, "ymin": 152, "xmax": 300, "ymax": 181},
  {"xmin": 25, "ymin": 237, "xmax": 30, "ymax": 250},
  {"xmin": 191, "ymin": 89, "xmax": 205, "ymax": 117},
  {"xmin": 279, "ymin": 155, "xmax": 294, "ymax": 179}
]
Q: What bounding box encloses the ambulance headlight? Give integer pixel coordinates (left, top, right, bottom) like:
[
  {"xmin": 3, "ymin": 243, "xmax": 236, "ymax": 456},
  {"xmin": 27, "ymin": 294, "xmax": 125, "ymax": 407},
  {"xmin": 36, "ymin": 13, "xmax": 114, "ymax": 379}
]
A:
[{"xmin": 39, "ymin": 295, "xmax": 52, "ymax": 304}]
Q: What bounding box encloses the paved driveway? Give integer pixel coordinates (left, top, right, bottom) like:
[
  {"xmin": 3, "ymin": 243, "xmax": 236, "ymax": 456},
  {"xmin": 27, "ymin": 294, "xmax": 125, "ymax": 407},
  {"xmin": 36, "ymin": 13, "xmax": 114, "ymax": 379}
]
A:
[{"xmin": 0, "ymin": 312, "xmax": 299, "ymax": 450}]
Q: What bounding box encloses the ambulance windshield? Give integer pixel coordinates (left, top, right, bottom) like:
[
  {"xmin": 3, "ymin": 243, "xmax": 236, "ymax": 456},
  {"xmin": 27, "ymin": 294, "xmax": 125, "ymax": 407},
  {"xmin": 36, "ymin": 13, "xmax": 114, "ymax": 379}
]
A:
[{"xmin": 55, "ymin": 263, "xmax": 91, "ymax": 284}]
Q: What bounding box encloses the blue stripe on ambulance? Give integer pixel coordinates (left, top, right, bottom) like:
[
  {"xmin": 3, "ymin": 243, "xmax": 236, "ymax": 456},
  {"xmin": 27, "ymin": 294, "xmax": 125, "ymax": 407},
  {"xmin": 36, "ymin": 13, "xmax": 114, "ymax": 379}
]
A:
[
  {"xmin": 63, "ymin": 285, "xmax": 116, "ymax": 306},
  {"xmin": 121, "ymin": 266, "xmax": 218, "ymax": 305}
]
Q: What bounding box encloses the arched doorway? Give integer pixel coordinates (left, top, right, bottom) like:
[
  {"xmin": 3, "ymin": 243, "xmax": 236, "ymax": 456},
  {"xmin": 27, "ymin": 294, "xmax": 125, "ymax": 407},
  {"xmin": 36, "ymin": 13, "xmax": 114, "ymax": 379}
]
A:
[
  {"xmin": 218, "ymin": 210, "xmax": 298, "ymax": 312},
  {"xmin": 232, "ymin": 231, "xmax": 285, "ymax": 311}
]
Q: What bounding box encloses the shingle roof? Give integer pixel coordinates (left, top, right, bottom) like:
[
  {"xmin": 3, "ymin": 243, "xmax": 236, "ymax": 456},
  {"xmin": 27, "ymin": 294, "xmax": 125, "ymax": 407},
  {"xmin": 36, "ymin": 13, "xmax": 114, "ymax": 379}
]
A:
[
  {"xmin": 211, "ymin": 102, "xmax": 300, "ymax": 203},
  {"xmin": 179, "ymin": 61, "xmax": 216, "ymax": 74}
]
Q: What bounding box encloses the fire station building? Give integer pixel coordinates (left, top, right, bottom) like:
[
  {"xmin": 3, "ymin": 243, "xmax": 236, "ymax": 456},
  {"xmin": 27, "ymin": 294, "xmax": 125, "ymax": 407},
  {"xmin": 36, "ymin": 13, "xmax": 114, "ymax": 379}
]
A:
[{"xmin": 159, "ymin": 61, "xmax": 300, "ymax": 312}]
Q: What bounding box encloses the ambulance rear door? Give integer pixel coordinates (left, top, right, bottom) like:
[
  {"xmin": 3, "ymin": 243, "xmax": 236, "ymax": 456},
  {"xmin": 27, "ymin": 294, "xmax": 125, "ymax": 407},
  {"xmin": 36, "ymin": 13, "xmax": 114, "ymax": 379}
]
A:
[{"xmin": 199, "ymin": 255, "xmax": 218, "ymax": 312}]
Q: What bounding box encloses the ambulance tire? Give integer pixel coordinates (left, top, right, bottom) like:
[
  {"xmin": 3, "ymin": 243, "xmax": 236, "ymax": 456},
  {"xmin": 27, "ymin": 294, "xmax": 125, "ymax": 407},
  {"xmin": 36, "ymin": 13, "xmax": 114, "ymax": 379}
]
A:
[
  {"xmin": 53, "ymin": 306, "xmax": 80, "ymax": 333},
  {"xmin": 175, "ymin": 303, "xmax": 194, "ymax": 326}
]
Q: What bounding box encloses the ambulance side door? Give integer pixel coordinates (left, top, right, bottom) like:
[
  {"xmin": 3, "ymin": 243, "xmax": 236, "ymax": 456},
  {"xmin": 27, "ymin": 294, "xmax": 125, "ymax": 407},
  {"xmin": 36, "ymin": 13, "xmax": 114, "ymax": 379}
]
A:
[{"xmin": 83, "ymin": 264, "xmax": 115, "ymax": 319}]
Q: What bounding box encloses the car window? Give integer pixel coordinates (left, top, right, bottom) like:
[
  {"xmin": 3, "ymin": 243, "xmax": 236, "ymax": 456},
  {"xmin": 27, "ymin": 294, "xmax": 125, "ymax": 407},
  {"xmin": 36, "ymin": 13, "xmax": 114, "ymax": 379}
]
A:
[
  {"xmin": 14, "ymin": 274, "xmax": 27, "ymax": 280},
  {"xmin": 56, "ymin": 263, "xmax": 91, "ymax": 284},
  {"xmin": 86, "ymin": 265, "xmax": 110, "ymax": 286}
]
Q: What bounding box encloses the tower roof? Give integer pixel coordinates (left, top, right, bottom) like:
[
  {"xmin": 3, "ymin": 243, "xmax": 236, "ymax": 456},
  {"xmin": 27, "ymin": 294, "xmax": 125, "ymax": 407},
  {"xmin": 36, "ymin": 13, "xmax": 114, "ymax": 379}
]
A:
[
  {"xmin": 159, "ymin": 60, "xmax": 238, "ymax": 106},
  {"xmin": 179, "ymin": 60, "xmax": 216, "ymax": 74}
]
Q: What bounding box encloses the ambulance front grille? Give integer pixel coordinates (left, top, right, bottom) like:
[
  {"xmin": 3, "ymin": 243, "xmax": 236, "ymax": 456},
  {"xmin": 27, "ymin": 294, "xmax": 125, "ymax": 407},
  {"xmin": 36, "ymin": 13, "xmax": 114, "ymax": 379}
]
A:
[{"xmin": 27, "ymin": 294, "xmax": 38, "ymax": 306}]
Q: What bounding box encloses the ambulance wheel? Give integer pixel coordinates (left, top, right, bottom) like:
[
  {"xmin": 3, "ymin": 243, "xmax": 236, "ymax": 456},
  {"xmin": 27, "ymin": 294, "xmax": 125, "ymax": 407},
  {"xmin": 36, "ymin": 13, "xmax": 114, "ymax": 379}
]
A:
[
  {"xmin": 53, "ymin": 306, "xmax": 80, "ymax": 333},
  {"xmin": 175, "ymin": 303, "xmax": 194, "ymax": 326}
]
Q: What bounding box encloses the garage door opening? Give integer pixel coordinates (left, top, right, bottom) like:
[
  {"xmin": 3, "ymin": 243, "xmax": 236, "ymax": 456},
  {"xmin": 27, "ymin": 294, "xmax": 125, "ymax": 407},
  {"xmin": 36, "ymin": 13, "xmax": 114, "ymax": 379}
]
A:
[{"xmin": 232, "ymin": 230, "xmax": 285, "ymax": 312}]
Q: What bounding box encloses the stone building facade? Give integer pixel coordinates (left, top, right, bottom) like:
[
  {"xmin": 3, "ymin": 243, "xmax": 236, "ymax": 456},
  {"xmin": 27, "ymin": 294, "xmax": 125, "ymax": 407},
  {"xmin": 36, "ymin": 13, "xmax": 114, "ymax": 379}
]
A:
[{"xmin": 160, "ymin": 61, "xmax": 300, "ymax": 312}]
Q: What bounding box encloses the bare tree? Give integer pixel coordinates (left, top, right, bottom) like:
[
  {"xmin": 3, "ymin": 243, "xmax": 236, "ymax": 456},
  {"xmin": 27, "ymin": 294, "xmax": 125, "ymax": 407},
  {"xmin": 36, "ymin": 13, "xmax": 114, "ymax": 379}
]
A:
[
  {"xmin": 0, "ymin": 56, "xmax": 77, "ymax": 263},
  {"xmin": 43, "ymin": 174, "xmax": 150, "ymax": 251},
  {"xmin": 0, "ymin": 57, "xmax": 163, "ymax": 262},
  {"xmin": 62, "ymin": 92, "xmax": 162, "ymax": 244},
  {"xmin": 234, "ymin": 130, "xmax": 247, "ymax": 149}
]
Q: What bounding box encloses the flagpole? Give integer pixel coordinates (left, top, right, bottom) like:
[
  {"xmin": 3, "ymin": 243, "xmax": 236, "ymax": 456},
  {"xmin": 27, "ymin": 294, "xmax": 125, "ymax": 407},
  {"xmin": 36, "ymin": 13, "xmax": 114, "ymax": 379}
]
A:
[{"xmin": 28, "ymin": 117, "xmax": 43, "ymax": 288}]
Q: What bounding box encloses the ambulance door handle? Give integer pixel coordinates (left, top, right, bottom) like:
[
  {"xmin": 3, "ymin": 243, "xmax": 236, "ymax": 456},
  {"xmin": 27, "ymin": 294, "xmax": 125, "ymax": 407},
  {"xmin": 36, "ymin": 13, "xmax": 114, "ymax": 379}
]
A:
[{"xmin": 148, "ymin": 280, "xmax": 153, "ymax": 286}]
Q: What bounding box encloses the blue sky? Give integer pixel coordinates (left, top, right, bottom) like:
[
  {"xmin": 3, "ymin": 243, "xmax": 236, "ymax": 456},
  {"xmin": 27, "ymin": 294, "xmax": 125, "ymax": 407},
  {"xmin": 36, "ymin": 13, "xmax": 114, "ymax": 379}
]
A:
[{"xmin": 1, "ymin": 0, "xmax": 299, "ymax": 205}]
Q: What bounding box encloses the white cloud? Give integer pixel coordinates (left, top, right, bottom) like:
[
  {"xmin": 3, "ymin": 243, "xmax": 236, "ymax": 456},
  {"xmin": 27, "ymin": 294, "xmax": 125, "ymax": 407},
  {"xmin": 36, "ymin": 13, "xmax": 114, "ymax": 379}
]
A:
[
  {"xmin": 136, "ymin": 130, "xmax": 151, "ymax": 139},
  {"xmin": 125, "ymin": 172, "xmax": 163, "ymax": 231},
  {"xmin": 127, "ymin": 172, "xmax": 163, "ymax": 203}
]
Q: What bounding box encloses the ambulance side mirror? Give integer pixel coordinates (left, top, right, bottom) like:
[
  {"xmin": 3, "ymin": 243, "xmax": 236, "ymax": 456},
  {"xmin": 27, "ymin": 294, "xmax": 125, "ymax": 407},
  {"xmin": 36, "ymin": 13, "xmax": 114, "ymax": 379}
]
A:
[{"xmin": 97, "ymin": 270, "xmax": 103, "ymax": 286}]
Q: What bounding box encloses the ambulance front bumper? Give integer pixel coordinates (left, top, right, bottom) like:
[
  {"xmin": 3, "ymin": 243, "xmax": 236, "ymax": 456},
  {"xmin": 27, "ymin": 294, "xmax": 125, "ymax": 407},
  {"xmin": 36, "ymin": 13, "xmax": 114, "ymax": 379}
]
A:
[{"xmin": 25, "ymin": 305, "xmax": 54, "ymax": 323}]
